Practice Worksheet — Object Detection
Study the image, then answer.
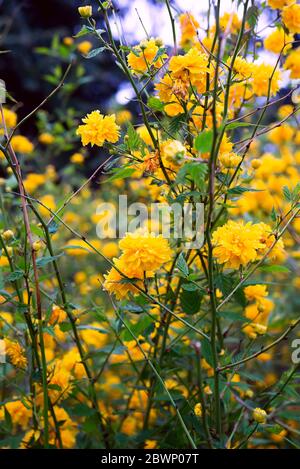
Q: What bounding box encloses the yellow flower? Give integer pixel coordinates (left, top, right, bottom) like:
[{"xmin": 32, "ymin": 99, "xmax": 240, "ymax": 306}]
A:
[
  {"xmin": 118, "ymin": 231, "xmax": 172, "ymax": 276},
  {"xmin": 11, "ymin": 135, "xmax": 34, "ymax": 153},
  {"xmin": 284, "ymin": 48, "xmax": 300, "ymax": 78},
  {"xmin": 76, "ymin": 110, "xmax": 120, "ymax": 147},
  {"xmin": 80, "ymin": 322, "xmax": 108, "ymax": 348},
  {"xmin": 0, "ymin": 108, "xmax": 17, "ymax": 131},
  {"xmin": 227, "ymin": 56, "xmax": 252, "ymax": 79},
  {"xmin": 23, "ymin": 173, "xmax": 46, "ymax": 193},
  {"xmin": 253, "ymin": 407, "xmax": 267, "ymax": 424},
  {"xmin": 219, "ymin": 152, "xmax": 242, "ymax": 170},
  {"xmin": 169, "ymin": 48, "xmax": 210, "ymax": 88},
  {"xmin": 256, "ymin": 222, "xmax": 285, "ymax": 262},
  {"xmin": 78, "ymin": 5, "xmax": 92, "ymax": 18},
  {"xmin": 251, "ymin": 158, "xmax": 262, "ymax": 169},
  {"xmin": 244, "ymin": 285, "xmax": 268, "ymax": 302},
  {"xmin": 49, "ymin": 304, "xmax": 67, "ymax": 325},
  {"xmin": 102, "ymin": 241, "xmax": 119, "ymax": 258},
  {"xmin": 63, "ymin": 36, "xmax": 74, "ymax": 46},
  {"xmin": 136, "ymin": 124, "xmax": 158, "ymax": 147},
  {"xmin": 268, "ymin": 0, "xmax": 290, "ymax": 9},
  {"xmin": 194, "ymin": 402, "xmax": 202, "ymax": 417},
  {"xmin": 2, "ymin": 229, "xmax": 14, "ymax": 241},
  {"xmin": 0, "ymin": 400, "xmax": 31, "ymax": 429},
  {"xmin": 269, "ymin": 124, "xmax": 294, "ymax": 145},
  {"xmin": 144, "ymin": 439, "xmax": 157, "ymax": 449},
  {"xmin": 70, "ymin": 152, "xmax": 84, "ymax": 164},
  {"xmin": 282, "ymin": 3, "xmax": 300, "ymax": 33},
  {"xmin": 212, "ymin": 220, "xmax": 265, "ymax": 269},
  {"xmin": 251, "ymin": 63, "xmax": 281, "ymax": 97},
  {"xmin": 219, "ymin": 12, "xmax": 242, "ymax": 34},
  {"xmin": 39, "ymin": 194, "xmax": 56, "ymax": 218},
  {"xmin": 179, "ymin": 12, "xmax": 200, "ymax": 47},
  {"xmin": 127, "ymin": 38, "xmax": 166, "ymax": 74},
  {"xmin": 4, "ymin": 339, "xmax": 27, "ymax": 368},
  {"xmin": 115, "ymin": 109, "xmax": 132, "ymax": 125},
  {"xmin": 264, "ymin": 27, "xmax": 293, "ymax": 54},
  {"xmin": 77, "ymin": 40, "xmax": 93, "ymax": 55},
  {"xmin": 103, "ymin": 257, "xmax": 144, "ymax": 300},
  {"xmin": 38, "ymin": 132, "xmax": 55, "ymax": 145}
]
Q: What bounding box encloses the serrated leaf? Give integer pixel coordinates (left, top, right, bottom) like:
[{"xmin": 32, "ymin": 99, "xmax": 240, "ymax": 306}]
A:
[
  {"xmin": 126, "ymin": 122, "xmax": 144, "ymax": 151},
  {"xmin": 201, "ymin": 337, "xmax": 213, "ymax": 367},
  {"xmin": 147, "ymin": 97, "xmax": 164, "ymax": 112},
  {"xmin": 283, "ymin": 186, "xmax": 292, "ymax": 201},
  {"xmin": 105, "ymin": 167, "xmax": 136, "ymax": 182},
  {"xmin": 7, "ymin": 270, "xmax": 24, "ymax": 282},
  {"xmin": 36, "ymin": 253, "xmax": 63, "ymax": 268},
  {"xmin": 228, "ymin": 186, "xmax": 262, "ymax": 196},
  {"xmin": 83, "ymin": 47, "xmax": 106, "ymax": 59},
  {"xmin": 194, "ymin": 130, "xmax": 213, "ymax": 153},
  {"xmin": 73, "ymin": 26, "xmax": 93, "ymax": 38},
  {"xmin": 180, "ymin": 289, "xmax": 202, "ymax": 315},
  {"xmin": 176, "ymin": 252, "xmax": 189, "ymax": 277},
  {"xmin": 176, "ymin": 162, "xmax": 207, "ymax": 191}
]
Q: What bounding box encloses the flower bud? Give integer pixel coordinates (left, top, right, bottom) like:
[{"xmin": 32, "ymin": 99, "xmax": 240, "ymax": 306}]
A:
[
  {"xmin": 254, "ymin": 323, "xmax": 267, "ymax": 335},
  {"xmin": 2, "ymin": 229, "xmax": 14, "ymax": 241},
  {"xmin": 251, "ymin": 158, "xmax": 262, "ymax": 169},
  {"xmin": 78, "ymin": 5, "xmax": 92, "ymax": 18},
  {"xmin": 32, "ymin": 241, "xmax": 42, "ymax": 252},
  {"xmin": 194, "ymin": 403, "xmax": 202, "ymax": 417},
  {"xmin": 253, "ymin": 407, "xmax": 267, "ymax": 424}
]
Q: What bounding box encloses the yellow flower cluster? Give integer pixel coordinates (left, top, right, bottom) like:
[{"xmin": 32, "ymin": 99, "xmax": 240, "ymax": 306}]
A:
[
  {"xmin": 76, "ymin": 110, "xmax": 120, "ymax": 147},
  {"xmin": 179, "ymin": 12, "xmax": 200, "ymax": 48},
  {"xmin": 4, "ymin": 338, "xmax": 27, "ymax": 369},
  {"xmin": 104, "ymin": 231, "xmax": 172, "ymax": 299},
  {"xmin": 282, "ymin": 2, "xmax": 300, "ymax": 33},
  {"xmin": 212, "ymin": 220, "xmax": 285, "ymax": 269},
  {"xmin": 127, "ymin": 38, "xmax": 166, "ymax": 74}
]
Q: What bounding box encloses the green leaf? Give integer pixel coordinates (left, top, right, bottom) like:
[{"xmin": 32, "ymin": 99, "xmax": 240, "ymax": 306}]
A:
[
  {"xmin": 147, "ymin": 96, "xmax": 164, "ymax": 112},
  {"xmin": 228, "ymin": 186, "xmax": 262, "ymax": 196},
  {"xmin": 225, "ymin": 122, "xmax": 251, "ymax": 131},
  {"xmin": 73, "ymin": 26, "xmax": 93, "ymax": 38},
  {"xmin": 106, "ymin": 167, "xmax": 136, "ymax": 182},
  {"xmin": 83, "ymin": 47, "xmax": 106, "ymax": 59},
  {"xmin": 126, "ymin": 122, "xmax": 144, "ymax": 151},
  {"xmin": 201, "ymin": 337, "xmax": 213, "ymax": 367},
  {"xmin": 283, "ymin": 186, "xmax": 292, "ymax": 201},
  {"xmin": 259, "ymin": 265, "xmax": 290, "ymax": 273},
  {"xmin": 181, "ymin": 283, "xmax": 199, "ymax": 291},
  {"xmin": 72, "ymin": 404, "xmax": 97, "ymax": 417},
  {"xmin": 168, "ymin": 114, "xmax": 185, "ymax": 135},
  {"xmin": 180, "ymin": 289, "xmax": 202, "ymax": 315},
  {"xmin": 194, "ymin": 130, "xmax": 213, "ymax": 153},
  {"xmin": 215, "ymin": 273, "xmax": 233, "ymax": 297},
  {"xmin": 36, "ymin": 253, "xmax": 63, "ymax": 268},
  {"xmin": 176, "ymin": 162, "xmax": 207, "ymax": 191},
  {"xmin": 217, "ymin": 310, "xmax": 246, "ymax": 322},
  {"xmin": 176, "ymin": 252, "xmax": 189, "ymax": 277},
  {"xmin": 122, "ymin": 315, "xmax": 153, "ymax": 341},
  {"xmin": 246, "ymin": 5, "xmax": 259, "ymax": 29},
  {"xmin": 7, "ymin": 270, "xmax": 24, "ymax": 282},
  {"xmin": 4, "ymin": 407, "xmax": 12, "ymax": 433}
]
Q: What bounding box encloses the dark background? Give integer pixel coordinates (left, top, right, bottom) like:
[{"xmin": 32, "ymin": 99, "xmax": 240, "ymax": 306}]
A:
[{"xmin": 0, "ymin": 0, "xmax": 130, "ymax": 135}]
